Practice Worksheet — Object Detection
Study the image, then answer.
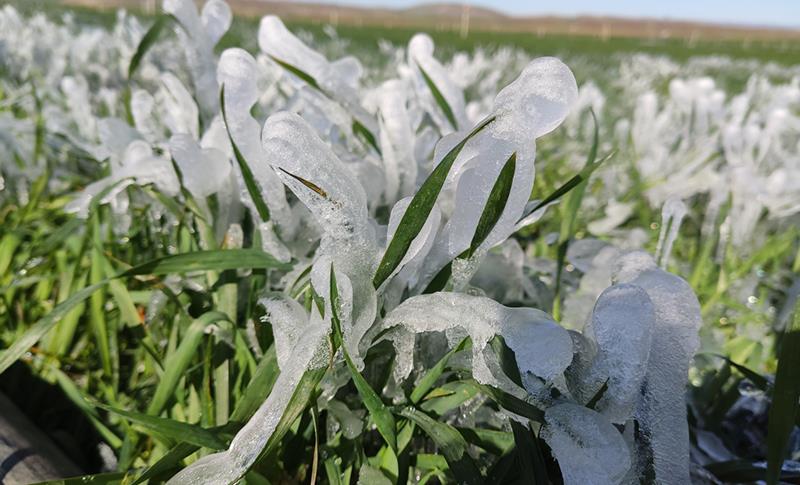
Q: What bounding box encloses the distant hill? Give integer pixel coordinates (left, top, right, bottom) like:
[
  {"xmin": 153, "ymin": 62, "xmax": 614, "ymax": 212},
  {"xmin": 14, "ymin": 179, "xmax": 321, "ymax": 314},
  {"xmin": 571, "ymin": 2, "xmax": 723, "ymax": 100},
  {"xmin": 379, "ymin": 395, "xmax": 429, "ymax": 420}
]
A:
[{"xmin": 60, "ymin": 0, "xmax": 800, "ymax": 41}]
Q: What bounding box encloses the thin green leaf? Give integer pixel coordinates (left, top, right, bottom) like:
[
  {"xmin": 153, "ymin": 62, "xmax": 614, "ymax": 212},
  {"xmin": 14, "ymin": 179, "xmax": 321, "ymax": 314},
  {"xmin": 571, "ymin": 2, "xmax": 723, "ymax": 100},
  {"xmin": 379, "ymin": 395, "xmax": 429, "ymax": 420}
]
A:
[
  {"xmin": 767, "ymin": 299, "xmax": 800, "ymax": 485},
  {"xmin": 457, "ymin": 427, "xmax": 514, "ymax": 456},
  {"xmin": 417, "ymin": 62, "xmax": 458, "ymax": 130},
  {"xmin": 131, "ymin": 442, "xmax": 199, "ymax": 485},
  {"xmin": 701, "ymin": 352, "xmax": 770, "ymax": 391},
  {"xmin": 510, "ymin": 420, "xmax": 549, "ymax": 484},
  {"xmin": 476, "ymin": 382, "xmax": 545, "ymax": 423},
  {"xmin": 397, "ymin": 406, "xmax": 481, "ymax": 484},
  {"xmin": 586, "ymin": 379, "xmax": 609, "ymax": 410},
  {"xmin": 230, "ymin": 345, "xmax": 280, "ymax": 423},
  {"xmin": 331, "ymin": 265, "xmax": 397, "ymax": 451},
  {"xmin": 468, "ymin": 152, "xmax": 516, "ymax": 257},
  {"xmin": 31, "ymin": 471, "xmax": 130, "ymax": 485},
  {"xmin": 0, "ymin": 250, "xmax": 288, "ymax": 375},
  {"xmin": 374, "ymin": 116, "xmax": 495, "ymax": 288},
  {"xmin": 128, "ymin": 15, "xmax": 174, "ymax": 79},
  {"xmin": 269, "ymin": 54, "xmax": 321, "ymax": 90},
  {"xmin": 96, "ymin": 403, "xmax": 227, "ymax": 450},
  {"xmin": 410, "ymin": 337, "xmax": 471, "ymax": 404},
  {"xmin": 220, "ymin": 85, "xmax": 272, "ymax": 222},
  {"xmin": 147, "ymin": 311, "xmax": 231, "ymax": 416}
]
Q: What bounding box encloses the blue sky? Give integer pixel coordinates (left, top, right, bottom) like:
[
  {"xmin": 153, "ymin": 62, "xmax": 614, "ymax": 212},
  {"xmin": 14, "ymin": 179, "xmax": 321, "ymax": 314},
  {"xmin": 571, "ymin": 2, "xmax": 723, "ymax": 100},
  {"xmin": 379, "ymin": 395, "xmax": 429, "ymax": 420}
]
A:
[{"xmin": 311, "ymin": 0, "xmax": 800, "ymax": 29}]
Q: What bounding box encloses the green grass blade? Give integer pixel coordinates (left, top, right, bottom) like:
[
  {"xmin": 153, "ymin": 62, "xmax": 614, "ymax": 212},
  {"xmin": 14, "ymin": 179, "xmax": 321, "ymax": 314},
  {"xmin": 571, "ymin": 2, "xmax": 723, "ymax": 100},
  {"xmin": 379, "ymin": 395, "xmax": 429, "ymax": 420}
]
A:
[
  {"xmin": 96, "ymin": 403, "xmax": 227, "ymax": 450},
  {"xmin": 147, "ymin": 311, "xmax": 231, "ymax": 416},
  {"xmin": 475, "ymin": 382, "xmax": 545, "ymax": 423},
  {"xmin": 128, "ymin": 15, "xmax": 174, "ymax": 79},
  {"xmin": 468, "ymin": 152, "xmax": 516, "ymax": 257},
  {"xmin": 373, "ymin": 116, "xmax": 495, "ymax": 288},
  {"xmin": 330, "ymin": 265, "xmax": 397, "ymax": 451},
  {"xmin": 269, "ymin": 54, "xmax": 321, "ymax": 90},
  {"xmin": 229, "ymin": 345, "xmax": 279, "ymax": 423},
  {"xmin": 30, "ymin": 471, "xmax": 130, "ymax": 485},
  {"xmin": 220, "ymin": 85, "xmax": 271, "ymax": 222},
  {"xmin": 397, "ymin": 406, "xmax": 481, "ymax": 484},
  {"xmin": 410, "ymin": 337, "xmax": 471, "ymax": 404},
  {"xmin": 456, "ymin": 427, "xmax": 514, "ymax": 456},
  {"xmin": 417, "ymin": 62, "xmax": 458, "ymax": 130},
  {"xmin": 766, "ymin": 299, "xmax": 800, "ymax": 485},
  {"xmin": 510, "ymin": 420, "xmax": 549, "ymax": 484},
  {"xmin": 0, "ymin": 250, "xmax": 288, "ymax": 375}
]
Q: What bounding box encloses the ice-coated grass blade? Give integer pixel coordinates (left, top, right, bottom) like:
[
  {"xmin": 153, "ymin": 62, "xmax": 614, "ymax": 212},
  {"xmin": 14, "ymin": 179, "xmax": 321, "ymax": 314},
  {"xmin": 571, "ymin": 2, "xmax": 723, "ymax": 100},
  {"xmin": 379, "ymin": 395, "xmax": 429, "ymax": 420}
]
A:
[
  {"xmin": 416, "ymin": 62, "xmax": 458, "ymax": 131},
  {"xmin": 257, "ymin": 365, "xmax": 327, "ymax": 461},
  {"xmin": 268, "ymin": 54, "xmax": 321, "ymax": 90},
  {"xmin": 147, "ymin": 311, "xmax": 231, "ymax": 416},
  {"xmin": 398, "ymin": 406, "xmax": 481, "ymax": 484},
  {"xmin": 330, "ymin": 265, "xmax": 398, "ymax": 452},
  {"xmin": 489, "ymin": 335, "xmax": 523, "ymax": 387},
  {"xmin": 220, "ymin": 85, "xmax": 272, "ymax": 222},
  {"xmin": 767, "ymin": 299, "xmax": 800, "ymax": 485},
  {"xmin": 410, "ymin": 337, "xmax": 471, "ymax": 404},
  {"xmin": 373, "ymin": 116, "xmax": 495, "ymax": 288},
  {"xmin": 267, "ymin": 55, "xmax": 380, "ymax": 154},
  {"xmin": 96, "ymin": 402, "xmax": 228, "ymax": 450},
  {"xmin": 468, "ymin": 152, "xmax": 516, "ymax": 257},
  {"xmin": 278, "ymin": 167, "xmax": 328, "ymax": 198},
  {"xmin": 128, "ymin": 15, "xmax": 174, "ymax": 79},
  {"xmin": 586, "ymin": 379, "xmax": 609, "ymax": 410},
  {"xmin": 353, "ymin": 119, "xmax": 382, "ymax": 154},
  {"xmin": 475, "ymin": 382, "xmax": 545, "ymax": 422},
  {"xmin": 0, "ymin": 250, "xmax": 289, "ymax": 375}
]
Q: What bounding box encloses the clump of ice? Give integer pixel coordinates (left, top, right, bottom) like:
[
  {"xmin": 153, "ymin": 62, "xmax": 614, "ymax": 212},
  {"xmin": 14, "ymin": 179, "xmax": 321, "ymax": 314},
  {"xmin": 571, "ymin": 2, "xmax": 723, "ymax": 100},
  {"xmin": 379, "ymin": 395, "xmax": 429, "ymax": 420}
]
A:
[
  {"xmin": 582, "ymin": 284, "xmax": 654, "ymax": 423},
  {"xmin": 541, "ymin": 402, "xmax": 632, "ymax": 485},
  {"xmin": 612, "ymin": 250, "xmax": 701, "ymax": 484},
  {"xmin": 654, "ymin": 196, "xmax": 687, "ymax": 268},
  {"xmin": 380, "ymin": 292, "xmax": 572, "ymax": 397},
  {"xmin": 163, "ymin": 0, "xmax": 231, "ymax": 121}
]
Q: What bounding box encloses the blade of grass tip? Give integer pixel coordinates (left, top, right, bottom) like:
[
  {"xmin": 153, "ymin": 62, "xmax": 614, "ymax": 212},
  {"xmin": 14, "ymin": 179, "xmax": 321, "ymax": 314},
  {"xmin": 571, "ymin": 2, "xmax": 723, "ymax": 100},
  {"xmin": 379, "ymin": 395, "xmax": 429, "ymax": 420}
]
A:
[
  {"xmin": 701, "ymin": 353, "xmax": 770, "ymax": 391},
  {"xmin": 410, "ymin": 337, "xmax": 472, "ymax": 404},
  {"xmin": 417, "ymin": 62, "xmax": 458, "ymax": 131},
  {"xmin": 147, "ymin": 311, "xmax": 231, "ymax": 416},
  {"xmin": 467, "ymin": 152, "xmax": 516, "ymax": 258},
  {"xmin": 96, "ymin": 403, "xmax": 227, "ymax": 450},
  {"xmin": 330, "ymin": 265, "xmax": 397, "ymax": 452},
  {"xmin": 220, "ymin": 85, "xmax": 271, "ymax": 222},
  {"xmin": 397, "ymin": 406, "xmax": 481, "ymax": 484},
  {"xmin": 373, "ymin": 116, "xmax": 495, "ymax": 288},
  {"xmin": 0, "ymin": 249, "xmax": 289, "ymax": 375},
  {"xmin": 767, "ymin": 298, "xmax": 800, "ymax": 485},
  {"xmin": 128, "ymin": 15, "xmax": 174, "ymax": 79}
]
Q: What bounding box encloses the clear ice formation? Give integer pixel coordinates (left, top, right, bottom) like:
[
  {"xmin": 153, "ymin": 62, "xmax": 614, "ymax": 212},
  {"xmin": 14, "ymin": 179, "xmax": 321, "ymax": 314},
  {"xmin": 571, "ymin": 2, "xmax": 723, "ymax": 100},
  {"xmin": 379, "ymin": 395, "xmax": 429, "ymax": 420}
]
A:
[
  {"xmin": 613, "ymin": 250, "xmax": 702, "ymax": 484},
  {"xmin": 380, "ymin": 292, "xmax": 573, "ymax": 397},
  {"xmin": 541, "ymin": 402, "xmax": 632, "ymax": 485},
  {"xmin": 654, "ymin": 196, "xmax": 688, "ymax": 268}
]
